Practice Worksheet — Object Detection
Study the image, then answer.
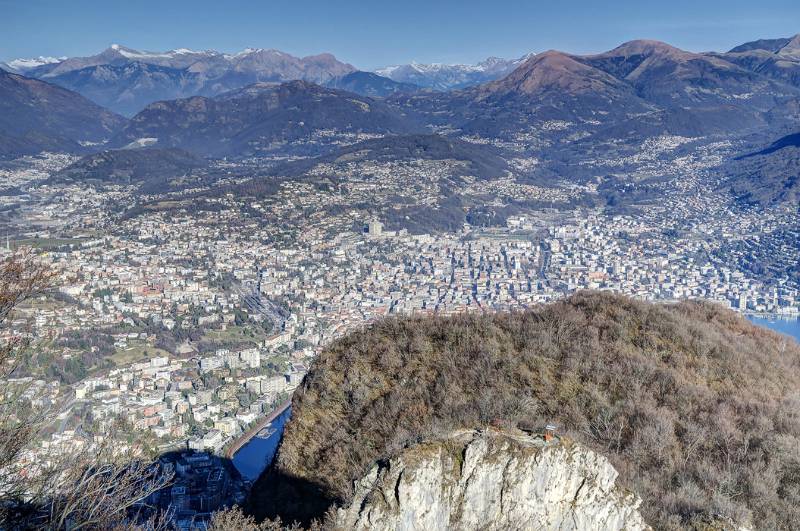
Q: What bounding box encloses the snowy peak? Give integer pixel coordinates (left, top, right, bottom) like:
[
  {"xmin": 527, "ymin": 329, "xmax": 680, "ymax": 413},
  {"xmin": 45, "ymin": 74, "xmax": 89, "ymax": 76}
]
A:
[
  {"xmin": 3, "ymin": 44, "xmax": 357, "ymax": 115},
  {"xmin": 104, "ymin": 44, "xmax": 221, "ymax": 61},
  {"xmin": 169, "ymin": 48, "xmax": 203, "ymax": 55},
  {"xmin": 226, "ymin": 47, "xmax": 268, "ymax": 59},
  {"xmin": 477, "ymin": 53, "xmax": 535, "ymax": 72},
  {"xmin": 4, "ymin": 45, "xmax": 337, "ymax": 77},
  {"xmin": 4, "ymin": 55, "xmax": 65, "ymax": 72},
  {"xmin": 375, "ymin": 53, "xmax": 534, "ymax": 90}
]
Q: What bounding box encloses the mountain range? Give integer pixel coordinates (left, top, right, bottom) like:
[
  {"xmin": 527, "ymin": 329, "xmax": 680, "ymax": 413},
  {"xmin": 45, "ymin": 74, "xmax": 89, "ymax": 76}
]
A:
[
  {"xmin": 111, "ymin": 80, "xmax": 420, "ymax": 157},
  {"xmin": 8, "ymin": 35, "xmax": 800, "ymax": 120},
  {"xmin": 114, "ymin": 36, "xmax": 800, "ymax": 156},
  {"xmin": 4, "ymin": 34, "xmax": 800, "ymax": 207},
  {"xmin": 392, "ymin": 38, "xmax": 800, "ymax": 142},
  {"xmin": 2, "ymin": 45, "xmax": 534, "ymax": 115},
  {"xmin": 716, "ymin": 34, "xmax": 800, "ymax": 88},
  {"xmin": 375, "ymin": 54, "xmax": 534, "ymax": 90},
  {"xmin": 2, "ymin": 45, "xmax": 359, "ymax": 116}
]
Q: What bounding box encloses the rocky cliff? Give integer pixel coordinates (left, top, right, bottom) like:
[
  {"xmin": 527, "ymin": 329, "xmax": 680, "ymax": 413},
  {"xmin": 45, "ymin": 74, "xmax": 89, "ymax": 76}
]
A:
[{"xmin": 332, "ymin": 429, "xmax": 647, "ymax": 531}]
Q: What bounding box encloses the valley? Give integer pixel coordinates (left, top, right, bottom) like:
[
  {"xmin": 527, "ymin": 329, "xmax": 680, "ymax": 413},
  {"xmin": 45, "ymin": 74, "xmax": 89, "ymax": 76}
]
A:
[{"xmin": 1, "ymin": 27, "xmax": 800, "ymax": 530}]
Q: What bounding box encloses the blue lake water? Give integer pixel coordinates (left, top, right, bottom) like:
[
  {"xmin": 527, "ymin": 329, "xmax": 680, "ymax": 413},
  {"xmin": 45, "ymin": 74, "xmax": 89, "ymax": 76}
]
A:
[
  {"xmin": 232, "ymin": 406, "xmax": 291, "ymax": 481},
  {"xmin": 747, "ymin": 315, "xmax": 800, "ymax": 344}
]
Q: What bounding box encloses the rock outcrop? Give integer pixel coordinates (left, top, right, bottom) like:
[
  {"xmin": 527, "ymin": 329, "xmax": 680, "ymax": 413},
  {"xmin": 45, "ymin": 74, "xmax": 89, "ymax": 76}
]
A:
[{"xmin": 332, "ymin": 429, "xmax": 648, "ymax": 531}]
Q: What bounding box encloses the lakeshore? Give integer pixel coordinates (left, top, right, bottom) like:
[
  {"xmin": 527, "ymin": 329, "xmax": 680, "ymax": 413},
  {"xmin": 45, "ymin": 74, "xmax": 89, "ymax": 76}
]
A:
[
  {"xmin": 231, "ymin": 401, "xmax": 292, "ymax": 481},
  {"xmin": 747, "ymin": 315, "xmax": 800, "ymax": 343}
]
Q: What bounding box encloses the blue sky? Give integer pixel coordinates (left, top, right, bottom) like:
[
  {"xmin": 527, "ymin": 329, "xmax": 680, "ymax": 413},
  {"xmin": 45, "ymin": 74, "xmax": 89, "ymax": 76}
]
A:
[{"xmin": 2, "ymin": 0, "xmax": 799, "ymax": 69}]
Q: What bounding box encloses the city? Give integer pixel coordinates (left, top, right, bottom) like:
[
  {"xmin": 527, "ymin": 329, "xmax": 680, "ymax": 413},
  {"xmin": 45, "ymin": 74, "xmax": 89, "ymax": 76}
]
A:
[
  {"xmin": 2, "ymin": 4, "xmax": 800, "ymax": 528},
  {"xmin": 3, "ymin": 134, "xmax": 798, "ymax": 486}
]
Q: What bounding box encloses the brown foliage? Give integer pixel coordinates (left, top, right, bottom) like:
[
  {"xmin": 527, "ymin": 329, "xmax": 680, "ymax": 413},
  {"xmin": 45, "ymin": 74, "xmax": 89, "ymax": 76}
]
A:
[
  {"xmin": 267, "ymin": 291, "xmax": 800, "ymax": 530},
  {"xmin": 207, "ymin": 506, "xmax": 320, "ymax": 531},
  {"xmin": 0, "ymin": 251, "xmax": 56, "ymax": 509}
]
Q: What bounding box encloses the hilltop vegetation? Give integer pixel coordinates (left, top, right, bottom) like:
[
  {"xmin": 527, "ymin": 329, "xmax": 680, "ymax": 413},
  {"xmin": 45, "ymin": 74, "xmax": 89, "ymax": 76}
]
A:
[
  {"xmin": 269, "ymin": 134, "xmax": 509, "ymax": 180},
  {"xmin": 251, "ymin": 292, "xmax": 800, "ymax": 530},
  {"xmin": 112, "ymin": 80, "xmax": 420, "ymax": 158}
]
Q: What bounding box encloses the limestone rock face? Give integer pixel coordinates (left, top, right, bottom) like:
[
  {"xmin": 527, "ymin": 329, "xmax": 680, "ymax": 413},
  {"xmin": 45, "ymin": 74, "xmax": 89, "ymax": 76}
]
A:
[{"xmin": 332, "ymin": 430, "xmax": 649, "ymax": 531}]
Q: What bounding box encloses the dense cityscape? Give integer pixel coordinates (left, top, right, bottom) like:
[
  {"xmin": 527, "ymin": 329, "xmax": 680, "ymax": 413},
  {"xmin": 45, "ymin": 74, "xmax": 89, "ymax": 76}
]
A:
[
  {"xmin": 2, "ymin": 9, "xmax": 800, "ymax": 528},
  {"xmin": 4, "ymin": 139, "xmax": 798, "ymax": 484}
]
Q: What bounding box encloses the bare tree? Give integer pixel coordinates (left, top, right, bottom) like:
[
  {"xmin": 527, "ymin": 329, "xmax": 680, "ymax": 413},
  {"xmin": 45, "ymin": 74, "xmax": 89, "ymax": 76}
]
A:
[
  {"xmin": 0, "ymin": 250, "xmax": 56, "ymax": 516},
  {"xmin": 43, "ymin": 447, "xmax": 170, "ymax": 530},
  {"xmin": 0, "ymin": 251, "xmax": 172, "ymax": 530}
]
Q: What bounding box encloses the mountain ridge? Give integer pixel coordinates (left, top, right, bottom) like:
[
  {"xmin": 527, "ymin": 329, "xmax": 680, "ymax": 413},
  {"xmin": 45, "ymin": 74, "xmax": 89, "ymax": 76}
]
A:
[
  {"xmin": 0, "ymin": 69, "xmax": 125, "ymax": 157},
  {"xmin": 375, "ymin": 53, "xmax": 534, "ymax": 90},
  {"xmin": 112, "ymin": 80, "xmax": 421, "ymax": 157},
  {"xmin": 11, "ymin": 45, "xmax": 357, "ymax": 115},
  {"xmin": 323, "ymin": 71, "xmax": 420, "ymax": 97},
  {"xmin": 390, "ymin": 37, "xmax": 800, "ymax": 142}
]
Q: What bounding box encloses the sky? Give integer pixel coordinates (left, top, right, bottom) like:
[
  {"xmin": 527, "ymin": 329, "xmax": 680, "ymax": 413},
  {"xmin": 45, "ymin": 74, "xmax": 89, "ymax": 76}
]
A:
[{"xmin": 2, "ymin": 0, "xmax": 799, "ymax": 69}]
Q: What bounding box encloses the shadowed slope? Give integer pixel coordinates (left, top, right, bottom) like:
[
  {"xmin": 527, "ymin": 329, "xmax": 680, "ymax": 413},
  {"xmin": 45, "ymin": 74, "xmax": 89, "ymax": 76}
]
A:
[{"xmin": 0, "ymin": 69, "xmax": 125, "ymax": 157}]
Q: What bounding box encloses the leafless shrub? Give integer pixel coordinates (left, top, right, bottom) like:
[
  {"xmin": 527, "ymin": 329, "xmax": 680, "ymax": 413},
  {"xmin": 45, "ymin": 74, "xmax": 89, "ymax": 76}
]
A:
[
  {"xmin": 207, "ymin": 506, "xmax": 317, "ymax": 531},
  {"xmin": 0, "ymin": 252, "xmax": 171, "ymax": 530},
  {"xmin": 264, "ymin": 291, "xmax": 800, "ymax": 529}
]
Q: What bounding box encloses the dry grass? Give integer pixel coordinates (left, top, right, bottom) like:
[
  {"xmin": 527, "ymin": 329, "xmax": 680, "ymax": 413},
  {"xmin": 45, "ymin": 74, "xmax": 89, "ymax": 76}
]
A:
[{"xmin": 264, "ymin": 291, "xmax": 800, "ymax": 530}]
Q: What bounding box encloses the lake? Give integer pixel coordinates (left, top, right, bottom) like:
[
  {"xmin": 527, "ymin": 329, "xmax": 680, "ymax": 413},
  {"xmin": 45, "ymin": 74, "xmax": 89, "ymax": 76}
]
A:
[
  {"xmin": 232, "ymin": 406, "xmax": 292, "ymax": 481},
  {"xmin": 747, "ymin": 315, "xmax": 800, "ymax": 344}
]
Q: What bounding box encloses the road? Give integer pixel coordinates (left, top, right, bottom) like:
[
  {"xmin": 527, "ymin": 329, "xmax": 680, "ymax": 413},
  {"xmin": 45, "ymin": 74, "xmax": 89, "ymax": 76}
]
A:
[{"xmin": 54, "ymin": 397, "xmax": 77, "ymax": 434}]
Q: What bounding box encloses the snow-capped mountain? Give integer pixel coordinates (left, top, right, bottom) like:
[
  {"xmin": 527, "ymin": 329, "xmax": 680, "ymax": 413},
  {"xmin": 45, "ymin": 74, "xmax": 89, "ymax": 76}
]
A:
[
  {"xmin": 375, "ymin": 53, "xmax": 534, "ymax": 90},
  {"xmin": 4, "ymin": 45, "xmax": 357, "ymax": 115},
  {"xmin": 1, "ymin": 45, "xmax": 536, "ymax": 114},
  {"xmin": 16, "ymin": 44, "xmax": 356, "ymax": 81},
  {"xmin": 0, "ymin": 55, "xmax": 65, "ymax": 73}
]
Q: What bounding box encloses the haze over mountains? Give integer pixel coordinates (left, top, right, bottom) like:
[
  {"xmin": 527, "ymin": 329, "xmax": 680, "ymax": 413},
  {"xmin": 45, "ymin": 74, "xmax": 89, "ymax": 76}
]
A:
[
  {"xmin": 2, "ymin": 45, "xmax": 534, "ymax": 115},
  {"xmin": 2, "ymin": 45, "xmax": 359, "ymax": 116},
  {"xmin": 375, "ymin": 54, "xmax": 534, "ymax": 90},
  {"xmin": 394, "ymin": 38, "xmax": 800, "ymax": 141},
  {"xmin": 3, "ymin": 34, "xmax": 800, "ymax": 207},
  {"xmin": 5, "ymin": 35, "xmax": 800, "ymax": 118}
]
